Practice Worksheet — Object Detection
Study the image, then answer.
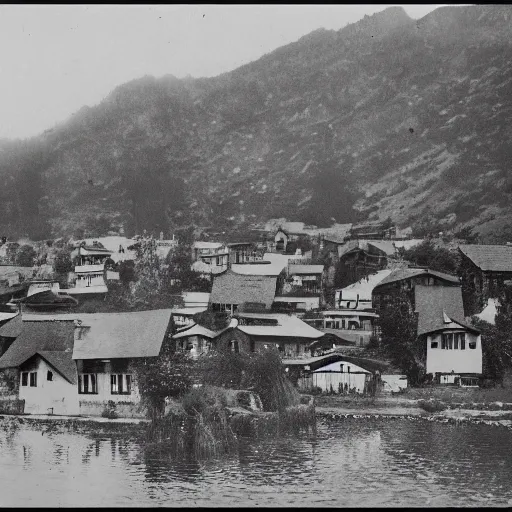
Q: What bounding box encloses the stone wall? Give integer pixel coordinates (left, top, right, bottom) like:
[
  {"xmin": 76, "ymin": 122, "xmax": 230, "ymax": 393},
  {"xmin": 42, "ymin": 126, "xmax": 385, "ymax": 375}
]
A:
[{"xmin": 79, "ymin": 400, "xmax": 148, "ymax": 419}]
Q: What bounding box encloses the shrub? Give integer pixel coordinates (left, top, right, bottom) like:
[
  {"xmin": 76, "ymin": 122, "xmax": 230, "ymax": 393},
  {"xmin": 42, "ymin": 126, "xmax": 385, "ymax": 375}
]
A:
[
  {"xmin": 309, "ymin": 386, "xmax": 323, "ymax": 396},
  {"xmin": 101, "ymin": 400, "xmax": 119, "ymax": 419},
  {"xmin": 418, "ymin": 399, "xmax": 448, "ymax": 413}
]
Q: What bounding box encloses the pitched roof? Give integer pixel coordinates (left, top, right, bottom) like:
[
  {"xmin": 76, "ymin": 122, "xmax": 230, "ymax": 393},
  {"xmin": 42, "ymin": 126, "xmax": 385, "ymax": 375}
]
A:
[
  {"xmin": 287, "ymin": 264, "xmax": 324, "ymax": 275},
  {"xmin": 172, "ymin": 323, "xmax": 222, "ymax": 340},
  {"xmin": 458, "ymin": 244, "xmax": 512, "ymax": 272},
  {"xmin": 0, "ymin": 320, "xmax": 75, "ymax": 370},
  {"xmin": 414, "ymin": 285, "xmax": 479, "ymax": 336},
  {"xmin": 210, "ymin": 270, "xmax": 277, "ymax": 309},
  {"xmin": 36, "ymin": 351, "xmax": 77, "ymax": 384},
  {"xmin": 235, "ymin": 313, "xmax": 324, "ymax": 339},
  {"xmin": 337, "ymin": 239, "xmax": 396, "ymax": 258},
  {"xmin": 374, "ymin": 267, "xmax": 460, "ymax": 289},
  {"xmin": 0, "ymin": 313, "xmax": 23, "ymax": 338},
  {"xmin": 72, "ymin": 309, "xmax": 173, "ymax": 360}
]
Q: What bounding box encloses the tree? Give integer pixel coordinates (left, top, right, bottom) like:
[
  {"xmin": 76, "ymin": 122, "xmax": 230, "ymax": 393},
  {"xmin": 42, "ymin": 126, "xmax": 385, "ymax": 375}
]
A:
[
  {"xmin": 53, "ymin": 248, "xmax": 73, "ymax": 275},
  {"xmin": 401, "ymin": 240, "xmax": 459, "ymax": 275},
  {"xmin": 15, "ymin": 244, "xmax": 36, "ymax": 267},
  {"xmin": 379, "ymin": 290, "xmax": 425, "ymax": 386},
  {"xmin": 133, "ymin": 334, "xmax": 193, "ymax": 416}
]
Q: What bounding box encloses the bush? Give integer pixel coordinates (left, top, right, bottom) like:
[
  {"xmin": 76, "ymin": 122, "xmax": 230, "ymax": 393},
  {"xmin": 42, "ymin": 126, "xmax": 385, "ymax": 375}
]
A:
[
  {"xmin": 101, "ymin": 400, "xmax": 119, "ymax": 419},
  {"xmin": 418, "ymin": 399, "xmax": 448, "ymax": 413},
  {"xmin": 310, "ymin": 386, "xmax": 323, "ymax": 396}
]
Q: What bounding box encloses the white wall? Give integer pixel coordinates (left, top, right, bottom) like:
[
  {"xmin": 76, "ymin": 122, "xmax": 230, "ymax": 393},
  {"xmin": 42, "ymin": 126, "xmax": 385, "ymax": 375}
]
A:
[
  {"xmin": 312, "ymin": 360, "xmax": 370, "ymax": 394},
  {"xmin": 426, "ymin": 331, "xmax": 482, "ymax": 375},
  {"xmin": 19, "ymin": 358, "xmax": 79, "ymax": 416},
  {"xmin": 273, "ymin": 296, "xmax": 320, "ymax": 311}
]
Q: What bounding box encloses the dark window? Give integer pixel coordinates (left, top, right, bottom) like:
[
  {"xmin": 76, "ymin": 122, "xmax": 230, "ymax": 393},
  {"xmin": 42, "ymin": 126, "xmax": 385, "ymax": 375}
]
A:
[
  {"xmin": 111, "ymin": 374, "xmax": 132, "ymax": 395},
  {"xmin": 460, "ymin": 333, "xmax": 466, "ymax": 350},
  {"xmin": 431, "ymin": 340, "xmax": 438, "ymax": 349},
  {"xmin": 469, "ymin": 340, "xmax": 477, "ymax": 350},
  {"xmin": 79, "ymin": 373, "xmax": 98, "ymax": 394},
  {"xmin": 230, "ymin": 340, "xmax": 239, "ymax": 354},
  {"xmin": 21, "ymin": 372, "xmax": 28, "ymax": 387},
  {"xmin": 29, "ymin": 372, "xmax": 37, "ymax": 387},
  {"xmin": 47, "ymin": 371, "xmax": 53, "ymax": 381}
]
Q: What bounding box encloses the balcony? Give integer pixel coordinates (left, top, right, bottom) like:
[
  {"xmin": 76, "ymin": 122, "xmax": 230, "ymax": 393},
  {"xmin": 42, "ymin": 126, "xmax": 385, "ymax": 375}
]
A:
[{"xmin": 74, "ymin": 264, "xmax": 105, "ymax": 273}]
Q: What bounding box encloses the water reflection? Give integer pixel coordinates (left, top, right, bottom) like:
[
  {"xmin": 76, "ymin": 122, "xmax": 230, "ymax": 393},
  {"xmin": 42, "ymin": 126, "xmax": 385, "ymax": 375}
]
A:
[{"xmin": 0, "ymin": 418, "xmax": 511, "ymax": 507}]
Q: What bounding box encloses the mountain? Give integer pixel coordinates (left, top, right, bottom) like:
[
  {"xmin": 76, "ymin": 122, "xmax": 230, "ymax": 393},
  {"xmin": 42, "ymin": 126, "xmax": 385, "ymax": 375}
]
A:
[{"xmin": 0, "ymin": 5, "xmax": 511, "ymax": 240}]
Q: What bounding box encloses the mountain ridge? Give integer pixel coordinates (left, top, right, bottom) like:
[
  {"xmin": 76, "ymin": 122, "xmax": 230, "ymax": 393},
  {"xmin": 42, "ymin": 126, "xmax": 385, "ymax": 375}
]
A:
[{"xmin": 0, "ymin": 4, "xmax": 511, "ymax": 241}]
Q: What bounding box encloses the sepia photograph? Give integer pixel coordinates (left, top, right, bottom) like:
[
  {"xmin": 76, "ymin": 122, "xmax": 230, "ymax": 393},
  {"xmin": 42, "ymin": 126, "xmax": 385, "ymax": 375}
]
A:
[{"xmin": 0, "ymin": 3, "xmax": 512, "ymax": 507}]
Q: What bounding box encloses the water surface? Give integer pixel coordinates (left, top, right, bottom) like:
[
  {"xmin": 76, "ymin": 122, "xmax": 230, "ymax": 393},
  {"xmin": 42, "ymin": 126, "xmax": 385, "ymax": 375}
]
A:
[{"xmin": 1, "ymin": 417, "xmax": 511, "ymax": 507}]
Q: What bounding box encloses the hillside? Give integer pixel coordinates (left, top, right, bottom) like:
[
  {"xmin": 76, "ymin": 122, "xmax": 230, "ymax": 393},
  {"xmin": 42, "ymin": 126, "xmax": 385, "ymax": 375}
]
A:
[{"xmin": 0, "ymin": 5, "xmax": 511, "ymax": 240}]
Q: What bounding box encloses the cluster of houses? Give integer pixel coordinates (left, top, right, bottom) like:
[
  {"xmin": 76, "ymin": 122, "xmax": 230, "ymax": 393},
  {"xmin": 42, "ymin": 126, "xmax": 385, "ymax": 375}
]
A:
[{"xmin": 0, "ymin": 219, "xmax": 511, "ymax": 417}]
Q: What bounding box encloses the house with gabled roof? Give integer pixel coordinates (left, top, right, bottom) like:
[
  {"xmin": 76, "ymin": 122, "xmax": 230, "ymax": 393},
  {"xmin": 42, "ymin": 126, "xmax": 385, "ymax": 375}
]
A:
[
  {"xmin": 209, "ymin": 268, "xmax": 279, "ymax": 314},
  {"xmin": 0, "ymin": 317, "xmax": 78, "ymax": 415},
  {"xmin": 372, "ymin": 267, "xmax": 460, "ymax": 315},
  {"xmin": 214, "ymin": 311, "xmax": 325, "ymax": 358},
  {"xmin": 0, "ymin": 309, "xmax": 174, "ymax": 418},
  {"xmin": 273, "ymin": 263, "xmax": 325, "ymax": 312},
  {"xmin": 71, "ymin": 309, "xmax": 173, "ymax": 417},
  {"xmin": 458, "ymin": 244, "xmax": 512, "ymax": 315},
  {"xmin": 415, "ymin": 285, "xmax": 482, "ymax": 386}
]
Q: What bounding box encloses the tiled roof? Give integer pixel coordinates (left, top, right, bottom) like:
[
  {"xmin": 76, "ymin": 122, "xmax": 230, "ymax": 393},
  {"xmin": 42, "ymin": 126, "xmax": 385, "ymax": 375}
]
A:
[
  {"xmin": 375, "ymin": 267, "xmax": 459, "ymax": 289},
  {"xmin": 0, "ymin": 320, "xmax": 75, "ymax": 370},
  {"xmin": 414, "ymin": 285, "xmax": 479, "ymax": 336},
  {"xmin": 0, "ymin": 313, "xmax": 23, "ymax": 338},
  {"xmin": 72, "ymin": 309, "xmax": 173, "ymax": 360},
  {"xmin": 172, "ymin": 323, "xmax": 222, "ymax": 340},
  {"xmin": 210, "ymin": 270, "xmax": 277, "ymax": 309},
  {"xmin": 287, "ymin": 264, "xmax": 324, "ymax": 275},
  {"xmin": 235, "ymin": 314, "xmax": 324, "ymax": 339},
  {"xmin": 458, "ymin": 244, "xmax": 512, "ymax": 272},
  {"xmin": 337, "ymin": 239, "xmax": 396, "ymax": 258},
  {"xmin": 37, "ymin": 350, "xmax": 77, "ymax": 385}
]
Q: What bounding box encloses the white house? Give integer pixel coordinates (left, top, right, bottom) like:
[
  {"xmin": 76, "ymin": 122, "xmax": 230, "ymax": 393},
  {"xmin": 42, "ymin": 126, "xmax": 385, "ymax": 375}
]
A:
[{"xmin": 415, "ymin": 285, "xmax": 482, "ymax": 386}]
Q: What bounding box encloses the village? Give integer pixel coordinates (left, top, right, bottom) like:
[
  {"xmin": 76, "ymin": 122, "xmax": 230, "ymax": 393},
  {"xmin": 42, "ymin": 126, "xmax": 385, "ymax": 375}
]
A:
[{"xmin": 0, "ymin": 218, "xmax": 509, "ymax": 420}]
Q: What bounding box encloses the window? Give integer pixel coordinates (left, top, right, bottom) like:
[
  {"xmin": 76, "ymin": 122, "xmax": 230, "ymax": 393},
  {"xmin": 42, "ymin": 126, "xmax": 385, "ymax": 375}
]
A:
[
  {"xmin": 431, "ymin": 340, "xmax": 438, "ymax": 349},
  {"xmin": 460, "ymin": 333, "xmax": 466, "ymax": 350},
  {"xmin": 78, "ymin": 373, "xmax": 98, "ymax": 394},
  {"xmin": 469, "ymin": 339, "xmax": 477, "ymax": 350},
  {"xmin": 21, "ymin": 372, "xmax": 28, "ymax": 387},
  {"xmin": 111, "ymin": 374, "xmax": 132, "ymax": 395},
  {"xmin": 442, "ymin": 333, "xmax": 454, "ymax": 350},
  {"xmin": 29, "ymin": 372, "xmax": 37, "ymax": 387},
  {"xmin": 230, "ymin": 340, "xmax": 239, "ymax": 354},
  {"xmin": 47, "ymin": 370, "xmax": 53, "ymax": 381}
]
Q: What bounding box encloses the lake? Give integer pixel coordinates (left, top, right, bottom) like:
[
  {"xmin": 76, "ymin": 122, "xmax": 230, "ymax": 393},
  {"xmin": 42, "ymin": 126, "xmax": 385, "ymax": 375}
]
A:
[{"xmin": 1, "ymin": 417, "xmax": 511, "ymax": 507}]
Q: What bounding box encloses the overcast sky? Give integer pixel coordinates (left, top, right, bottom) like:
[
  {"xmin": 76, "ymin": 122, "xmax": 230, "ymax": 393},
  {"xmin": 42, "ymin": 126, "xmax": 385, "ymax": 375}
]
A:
[{"xmin": 0, "ymin": 4, "xmax": 446, "ymax": 140}]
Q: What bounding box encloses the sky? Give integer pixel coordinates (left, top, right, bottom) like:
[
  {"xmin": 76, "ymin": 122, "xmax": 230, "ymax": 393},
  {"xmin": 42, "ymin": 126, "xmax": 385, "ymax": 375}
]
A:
[{"xmin": 0, "ymin": 4, "xmax": 447, "ymax": 140}]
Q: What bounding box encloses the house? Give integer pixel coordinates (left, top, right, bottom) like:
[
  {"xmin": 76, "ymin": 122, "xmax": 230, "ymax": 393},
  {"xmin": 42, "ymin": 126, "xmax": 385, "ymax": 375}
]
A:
[
  {"xmin": 303, "ymin": 309, "xmax": 379, "ymax": 347},
  {"xmin": 284, "ymin": 352, "xmax": 391, "ymax": 393},
  {"xmin": 209, "ymin": 268, "xmax": 279, "ymax": 314},
  {"xmin": 173, "ymin": 322, "xmax": 225, "ymax": 359},
  {"xmin": 67, "ymin": 243, "xmax": 113, "ymax": 296},
  {"xmin": 274, "ymin": 228, "xmax": 290, "ymax": 253},
  {"xmin": 458, "ymin": 244, "xmax": 512, "ymax": 316},
  {"xmin": 0, "ymin": 265, "xmax": 33, "ymax": 304},
  {"xmin": 171, "ymin": 307, "xmax": 207, "ymax": 328},
  {"xmin": 349, "ymin": 221, "xmax": 397, "ymax": 240},
  {"xmin": 415, "ymin": 285, "xmax": 482, "ymax": 386},
  {"xmin": 191, "ymin": 241, "xmax": 229, "ymax": 276},
  {"xmin": 71, "ymin": 309, "xmax": 173, "ymax": 417},
  {"xmin": 336, "ymin": 240, "xmax": 396, "ymax": 287},
  {"xmin": 334, "ymin": 269, "xmax": 393, "ymax": 309},
  {"xmin": 182, "ymin": 291, "xmax": 210, "ymax": 308},
  {"xmin": 226, "ymin": 242, "xmax": 264, "ymax": 265},
  {"xmin": 0, "ymin": 318, "xmax": 79, "ymax": 415},
  {"xmin": 214, "ymin": 312, "xmax": 325, "ymax": 358},
  {"xmin": 372, "ymin": 267, "xmax": 460, "ymax": 315},
  {"xmin": 273, "ymin": 264, "xmax": 324, "ymax": 312}
]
